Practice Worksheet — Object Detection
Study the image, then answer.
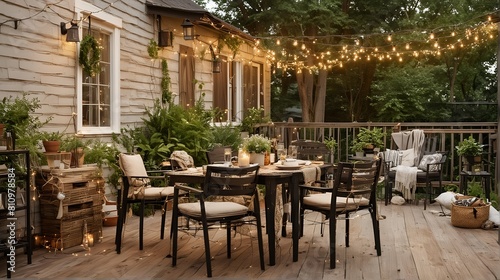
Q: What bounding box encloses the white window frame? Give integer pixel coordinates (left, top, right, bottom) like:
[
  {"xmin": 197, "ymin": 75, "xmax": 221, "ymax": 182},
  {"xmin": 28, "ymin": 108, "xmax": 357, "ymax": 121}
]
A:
[
  {"xmin": 218, "ymin": 61, "xmax": 261, "ymax": 125},
  {"xmin": 75, "ymin": 0, "xmax": 122, "ymax": 134}
]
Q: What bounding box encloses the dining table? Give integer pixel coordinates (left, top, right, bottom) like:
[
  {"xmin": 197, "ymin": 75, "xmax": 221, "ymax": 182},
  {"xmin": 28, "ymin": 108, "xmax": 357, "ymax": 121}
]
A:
[{"xmin": 165, "ymin": 161, "xmax": 333, "ymax": 266}]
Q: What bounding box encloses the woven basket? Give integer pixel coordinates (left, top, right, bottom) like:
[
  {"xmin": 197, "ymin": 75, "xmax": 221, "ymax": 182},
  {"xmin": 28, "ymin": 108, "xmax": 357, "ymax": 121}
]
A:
[{"xmin": 451, "ymin": 196, "xmax": 490, "ymax": 228}]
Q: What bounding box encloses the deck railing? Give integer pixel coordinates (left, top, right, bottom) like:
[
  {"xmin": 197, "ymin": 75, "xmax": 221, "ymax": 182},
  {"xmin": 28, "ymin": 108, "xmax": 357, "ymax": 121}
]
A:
[{"xmin": 255, "ymin": 121, "xmax": 498, "ymax": 188}]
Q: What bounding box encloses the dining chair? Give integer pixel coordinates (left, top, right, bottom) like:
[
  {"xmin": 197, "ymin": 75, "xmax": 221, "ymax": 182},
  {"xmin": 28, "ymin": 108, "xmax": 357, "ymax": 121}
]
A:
[
  {"xmin": 115, "ymin": 153, "xmax": 174, "ymax": 253},
  {"xmin": 206, "ymin": 146, "xmax": 236, "ymax": 164},
  {"xmin": 299, "ymin": 159, "xmax": 382, "ymax": 269},
  {"xmin": 293, "ymin": 140, "xmax": 331, "ymax": 162},
  {"xmin": 170, "ymin": 164, "xmax": 265, "ymax": 277}
]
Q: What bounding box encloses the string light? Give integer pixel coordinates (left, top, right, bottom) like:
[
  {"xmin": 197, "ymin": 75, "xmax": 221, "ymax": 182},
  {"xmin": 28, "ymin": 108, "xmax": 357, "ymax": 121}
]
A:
[{"xmin": 260, "ymin": 11, "xmax": 499, "ymax": 71}]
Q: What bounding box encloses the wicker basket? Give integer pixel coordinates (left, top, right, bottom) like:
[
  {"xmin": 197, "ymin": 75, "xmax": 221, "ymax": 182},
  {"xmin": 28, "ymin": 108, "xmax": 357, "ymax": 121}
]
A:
[{"xmin": 451, "ymin": 196, "xmax": 490, "ymax": 228}]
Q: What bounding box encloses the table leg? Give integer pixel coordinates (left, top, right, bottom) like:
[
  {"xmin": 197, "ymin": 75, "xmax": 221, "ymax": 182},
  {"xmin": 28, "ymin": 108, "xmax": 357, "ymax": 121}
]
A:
[
  {"xmin": 264, "ymin": 178, "xmax": 277, "ymax": 266},
  {"xmin": 460, "ymin": 174, "xmax": 467, "ymax": 194},
  {"xmin": 290, "ymin": 174, "xmax": 300, "ymax": 262},
  {"xmin": 485, "ymin": 176, "xmax": 491, "ymax": 201}
]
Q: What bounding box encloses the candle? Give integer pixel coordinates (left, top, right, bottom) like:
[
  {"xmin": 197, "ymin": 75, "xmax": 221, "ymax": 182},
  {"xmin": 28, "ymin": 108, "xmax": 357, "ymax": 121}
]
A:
[
  {"xmin": 34, "ymin": 235, "xmax": 41, "ymax": 247},
  {"xmin": 238, "ymin": 151, "xmax": 250, "ymax": 167},
  {"xmin": 84, "ymin": 233, "xmax": 94, "ymax": 247}
]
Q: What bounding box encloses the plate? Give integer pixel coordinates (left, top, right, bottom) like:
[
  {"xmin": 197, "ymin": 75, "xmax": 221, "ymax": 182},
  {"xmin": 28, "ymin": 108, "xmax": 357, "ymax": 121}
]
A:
[{"xmin": 275, "ymin": 165, "xmax": 302, "ymax": 170}]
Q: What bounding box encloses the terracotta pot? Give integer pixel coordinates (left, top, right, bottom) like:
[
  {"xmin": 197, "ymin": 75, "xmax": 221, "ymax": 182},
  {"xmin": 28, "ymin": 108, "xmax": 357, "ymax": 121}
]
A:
[
  {"xmin": 43, "ymin": 140, "xmax": 60, "ymax": 153},
  {"xmin": 0, "ymin": 123, "xmax": 4, "ymax": 137}
]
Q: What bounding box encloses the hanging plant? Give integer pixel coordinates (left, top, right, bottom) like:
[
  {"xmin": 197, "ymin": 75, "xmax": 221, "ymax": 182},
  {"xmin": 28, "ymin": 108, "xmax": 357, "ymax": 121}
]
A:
[
  {"xmin": 79, "ymin": 34, "xmax": 101, "ymax": 76},
  {"xmin": 147, "ymin": 39, "xmax": 159, "ymax": 59}
]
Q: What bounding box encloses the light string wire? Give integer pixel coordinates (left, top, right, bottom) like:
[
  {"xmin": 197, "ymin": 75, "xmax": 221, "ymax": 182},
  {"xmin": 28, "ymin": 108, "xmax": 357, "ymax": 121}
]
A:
[{"xmin": 0, "ymin": 0, "xmax": 122, "ymax": 28}]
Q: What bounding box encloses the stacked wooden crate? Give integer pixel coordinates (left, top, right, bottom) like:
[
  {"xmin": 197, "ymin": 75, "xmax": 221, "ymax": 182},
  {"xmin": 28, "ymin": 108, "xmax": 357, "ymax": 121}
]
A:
[{"xmin": 37, "ymin": 166, "xmax": 104, "ymax": 249}]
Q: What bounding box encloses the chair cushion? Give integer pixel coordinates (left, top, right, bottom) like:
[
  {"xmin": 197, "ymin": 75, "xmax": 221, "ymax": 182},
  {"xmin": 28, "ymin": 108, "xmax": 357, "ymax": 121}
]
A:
[
  {"xmin": 303, "ymin": 193, "xmax": 369, "ymax": 211},
  {"xmin": 178, "ymin": 201, "xmax": 248, "ymax": 219},
  {"xmin": 143, "ymin": 186, "xmax": 174, "ymax": 198},
  {"xmin": 418, "ymin": 153, "xmax": 442, "ymax": 171},
  {"xmin": 119, "ymin": 154, "xmax": 150, "ymax": 187}
]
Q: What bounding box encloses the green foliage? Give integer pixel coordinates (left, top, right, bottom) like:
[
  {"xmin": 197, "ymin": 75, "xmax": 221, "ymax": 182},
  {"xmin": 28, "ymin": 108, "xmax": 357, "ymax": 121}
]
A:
[
  {"xmin": 208, "ymin": 123, "xmax": 242, "ymax": 151},
  {"xmin": 0, "ymin": 93, "xmax": 51, "ymax": 167},
  {"xmin": 112, "ymin": 97, "xmax": 213, "ymax": 169},
  {"xmin": 242, "ymin": 134, "xmax": 271, "ymax": 154},
  {"xmin": 466, "ymin": 180, "xmax": 483, "ymax": 197},
  {"xmin": 131, "ymin": 203, "xmax": 156, "ymax": 217},
  {"xmin": 84, "ymin": 140, "xmax": 120, "ymax": 169},
  {"xmin": 147, "ymin": 39, "xmax": 159, "ymax": 59},
  {"xmin": 161, "ymin": 59, "xmax": 173, "ymax": 104},
  {"xmin": 40, "ymin": 131, "xmax": 64, "ymax": 141},
  {"xmin": 0, "ymin": 93, "xmax": 48, "ymax": 133},
  {"xmin": 351, "ymin": 127, "xmax": 385, "ymax": 152},
  {"xmin": 444, "ymin": 183, "xmax": 459, "ymax": 193},
  {"xmin": 240, "ymin": 107, "xmax": 270, "ymax": 133},
  {"xmin": 371, "ymin": 63, "xmax": 451, "ymax": 122},
  {"xmin": 324, "ymin": 137, "xmax": 337, "ymax": 153},
  {"xmin": 456, "ymin": 136, "xmax": 483, "ymax": 157},
  {"xmin": 218, "ymin": 34, "xmax": 242, "ymax": 59},
  {"xmin": 60, "ymin": 135, "xmax": 91, "ymax": 152}
]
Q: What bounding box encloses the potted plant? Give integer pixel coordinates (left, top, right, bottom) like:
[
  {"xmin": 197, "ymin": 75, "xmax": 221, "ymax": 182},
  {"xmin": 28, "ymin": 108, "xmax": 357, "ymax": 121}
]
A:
[
  {"xmin": 0, "ymin": 93, "xmax": 48, "ymax": 149},
  {"xmin": 208, "ymin": 123, "xmax": 242, "ymax": 152},
  {"xmin": 352, "ymin": 127, "xmax": 385, "ymax": 155},
  {"xmin": 242, "ymin": 134, "xmax": 271, "ymax": 165},
  {"xmin": 41, "ymin": 131, "xmax": 64, "ymax": 153},
  {"xmin": 324, "ymin": 137, "xmax": 337, "ymax": 162},
  {"xmin": 456, "ymin": 136, "xmax": 483, "ymax": 169},
  {"xmin": 61, "ymin": 135, "xmax": 92, "ymax": 168},
  {"xmin": 239, "ymin": 107, "xmax": 270, "ymax": 137}
]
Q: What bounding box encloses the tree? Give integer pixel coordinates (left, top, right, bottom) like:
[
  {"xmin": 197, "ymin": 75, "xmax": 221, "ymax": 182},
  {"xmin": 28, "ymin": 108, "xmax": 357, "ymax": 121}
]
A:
[{"xmin": 200, "ymin": 0, "xmax": 498, "ymax": 123}]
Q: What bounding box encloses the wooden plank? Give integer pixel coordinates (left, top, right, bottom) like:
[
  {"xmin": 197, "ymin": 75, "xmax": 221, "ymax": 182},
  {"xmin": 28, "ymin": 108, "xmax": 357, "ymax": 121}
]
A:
[
  {"xmin": 5, "ymin": 203, "xmax": 500, "ymax": 279},
  {"xmin": 405, "ymin": 204, "xmax": 450, "ymax": 279}
]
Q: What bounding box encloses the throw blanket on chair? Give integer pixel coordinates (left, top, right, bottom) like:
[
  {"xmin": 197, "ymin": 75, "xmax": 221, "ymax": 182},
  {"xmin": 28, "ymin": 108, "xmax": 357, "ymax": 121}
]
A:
[
  {"xmin": 302, "ymin": 166, "xmax": 322, "ymax": 186},
  {"xmin": 392, "ymin": 129, "xmax": 425, "ymax": 166},
  {"xmin": 170, "ymin": 151, "xmax": 194, "ymax": 170},
  {"xmin": 394, "ymin": 165, "xmax": 418, "ymax": 200}
]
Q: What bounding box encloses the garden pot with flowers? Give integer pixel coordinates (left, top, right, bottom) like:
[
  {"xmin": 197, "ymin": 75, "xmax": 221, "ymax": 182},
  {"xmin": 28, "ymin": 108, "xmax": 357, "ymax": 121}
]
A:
[{"xmin": 242, "ymin": 134, "xmax": 271, "ymax": 166}]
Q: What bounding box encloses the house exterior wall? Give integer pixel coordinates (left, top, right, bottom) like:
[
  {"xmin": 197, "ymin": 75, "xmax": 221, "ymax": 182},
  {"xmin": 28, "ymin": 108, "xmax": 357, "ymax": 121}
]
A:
[{"xmin": 0, "ymin": 0, "xmax": 270, "ymax": 135}]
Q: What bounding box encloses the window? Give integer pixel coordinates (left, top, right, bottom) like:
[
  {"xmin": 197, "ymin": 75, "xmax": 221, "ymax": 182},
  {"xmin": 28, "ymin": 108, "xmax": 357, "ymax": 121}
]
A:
[
  {"xmin": 212, "ymin": 61, "xmax": 262, "ymax": 123},
  {"xmin": 76, "ymin": 0, "xmax": 121, "ymax": 134},
  {"xmin": 81, "ymin": 28, "xmax": 110, "ymax": 127}
]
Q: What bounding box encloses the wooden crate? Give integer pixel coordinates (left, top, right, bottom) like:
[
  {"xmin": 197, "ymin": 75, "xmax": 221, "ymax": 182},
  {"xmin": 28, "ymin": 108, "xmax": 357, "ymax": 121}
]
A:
[
  {"xmin": 41, "ymin": 214, "xmax": 102, "ymax": 249},
  {"xmin": 40, "ymin": 200, "xmax": 102, "ymax": 221},
  {"xmin": 36, "ymin": 166, "xmax": 104, "ymax": 249}
]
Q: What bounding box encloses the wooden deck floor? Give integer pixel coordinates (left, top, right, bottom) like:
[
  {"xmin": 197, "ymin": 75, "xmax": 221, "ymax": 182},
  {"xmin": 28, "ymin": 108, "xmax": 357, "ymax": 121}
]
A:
[{"xmin": 3, "ymin": 201, "xmax": 500, "ymax": 279}]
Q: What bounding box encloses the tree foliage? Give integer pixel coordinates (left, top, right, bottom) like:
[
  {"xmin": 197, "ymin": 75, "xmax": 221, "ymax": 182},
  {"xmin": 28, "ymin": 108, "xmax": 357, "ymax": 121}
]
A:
[{"xmin": 200, "ymin": 0, "xmax": 498, "ymax": 122}]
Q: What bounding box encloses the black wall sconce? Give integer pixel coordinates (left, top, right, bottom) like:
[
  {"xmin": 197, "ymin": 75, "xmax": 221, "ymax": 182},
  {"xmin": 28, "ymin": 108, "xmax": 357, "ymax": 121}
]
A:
[
  {"xmin": 181, "ymin": 18, "xmax": 196, "ymax": 40},
  {"xmin": 212, "ymin": 59, "xmax": 221, "ymax": 73},
  {"xmin": 60, "ymin": 21, "xmax": 80, "ymax": 42},
  {"xmin": 157, "ymin": 15, "xmax": 173, "ymax": 47},
  {"xmin": 209, "ymin": 45, "xmax": 221, "ymax": 73}
]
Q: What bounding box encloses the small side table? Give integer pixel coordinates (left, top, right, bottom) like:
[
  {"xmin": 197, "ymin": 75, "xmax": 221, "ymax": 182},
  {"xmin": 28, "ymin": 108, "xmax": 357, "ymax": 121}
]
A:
[{"xmin": 459, "ymin": 171, "xmax": 491, "ymax": 201}]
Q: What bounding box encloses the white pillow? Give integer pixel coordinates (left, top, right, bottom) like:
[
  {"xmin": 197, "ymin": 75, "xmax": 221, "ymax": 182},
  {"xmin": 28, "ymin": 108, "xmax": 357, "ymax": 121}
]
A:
[
  {"xmin": 418, "ymin": 153, "xmax": 443, "ymax": 171},
  {"xmin": 400, "ymin": 148, "xmax": 415, "ymax": 167},
  {"xmin": 489, "ymin": 206, "xmax": 500, "ymax": 225},
  {"xmin": 435, "ymin": 191, "xmax": 457, "ymax": 210},
  {"xmin": 391, "ymin": 195, "xmax": 406, "ymax": 205}
]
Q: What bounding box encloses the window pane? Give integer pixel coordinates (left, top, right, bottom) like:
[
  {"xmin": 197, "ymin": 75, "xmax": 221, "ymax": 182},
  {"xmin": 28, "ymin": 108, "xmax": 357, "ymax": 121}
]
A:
[
  {"xmin": 243, "ymin": 64, "xmax": 258, "ymax": 116},
  {"xmin": 81, "ymin": 28, "xmax": 110, "ymax": 128}
]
